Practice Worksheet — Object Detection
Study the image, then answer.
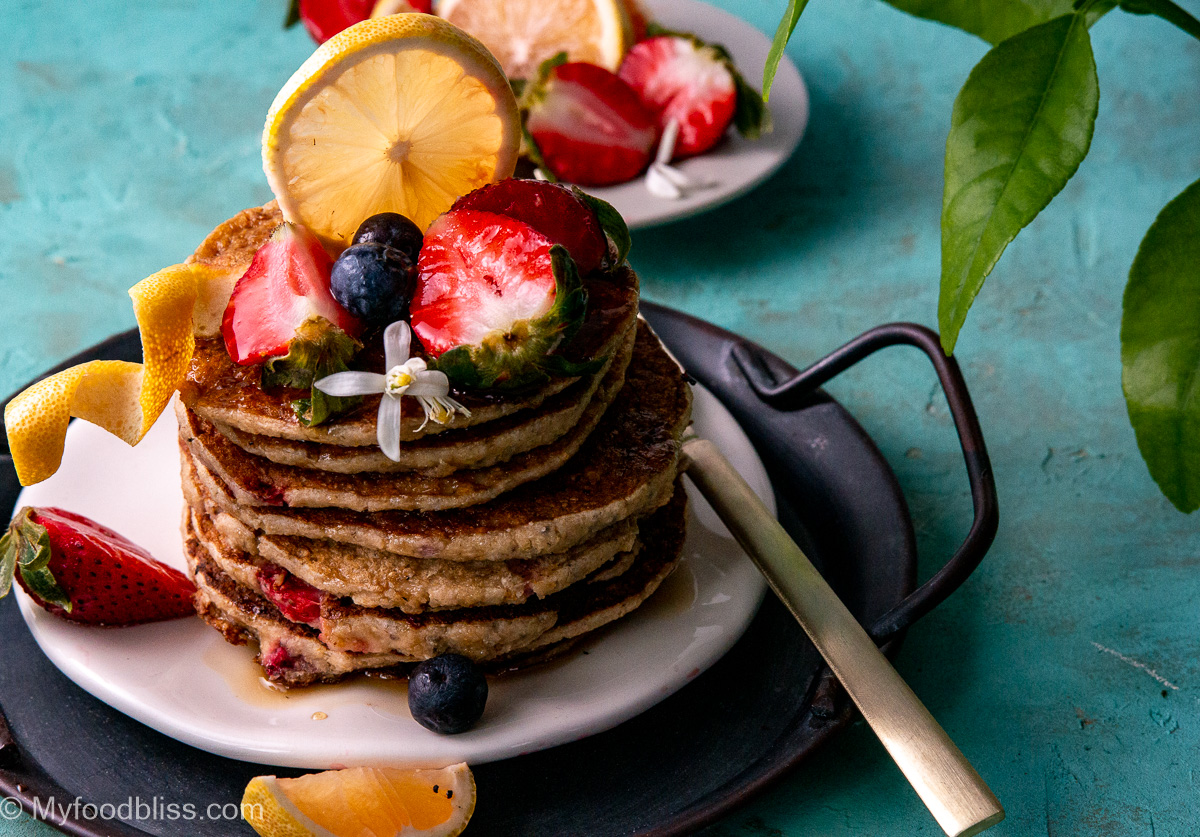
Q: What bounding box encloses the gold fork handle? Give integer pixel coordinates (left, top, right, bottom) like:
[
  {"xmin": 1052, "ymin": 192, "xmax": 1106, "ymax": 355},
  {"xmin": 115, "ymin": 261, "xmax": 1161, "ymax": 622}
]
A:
[{"xmin": 682, "ymin": 437, "xmax": 1004, "ymax": 837}]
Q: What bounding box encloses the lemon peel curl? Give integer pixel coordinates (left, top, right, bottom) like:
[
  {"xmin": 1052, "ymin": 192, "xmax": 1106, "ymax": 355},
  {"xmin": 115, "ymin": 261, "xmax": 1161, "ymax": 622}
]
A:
[{"xmin": 4, "ymin": 263, "xmax": 238, "ymax": 486}]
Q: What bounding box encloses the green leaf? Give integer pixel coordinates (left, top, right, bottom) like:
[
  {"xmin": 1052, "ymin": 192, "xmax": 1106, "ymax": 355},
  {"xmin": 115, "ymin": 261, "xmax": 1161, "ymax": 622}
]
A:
[
  {"xmin": 521, "ymin": 124, "xmax": 557, "ymax": 182},
  {"xmin": 262, "ymin": 317, "xmax": 362, "ymax": 426},
  {"xmin": 732, "ymin": 71, "xmax": 773, "ymax": 139},
  {"xmin": 518, "ymin": 51, "xmax": 568, "ymax": 111},
  {"xmin": 938, "ymin": 12, "xmax": 1098, "ymax": 353},
  {"xmin": 284, "ymin": 0, "xmax": 301, "ymax": 29},
  {"xmin": 543, "ymin": 353, "xmax": 606, "ymax": 378},
  {"xmin": 882, "ymin": 0, "xmax": 1082, "ymax": 44},
  {"xmin": 1121, "ymin": 179, "xmax": 1200, "ymax": 513},
  {"xmin": 573, "ymin": 187, "xmax": 632, "ymax": 266},
  {"xmin": 3, "ymin": 508, "xmax": 71, "ymax": 611},
  {"xmin": 0, "ymin": 532, "xmax": 14, "ymax": 598},
  {"xmin": 515, "ymin": 52, "xmax": 571, "ymax": 180},
  {"xmin": 763, "ymin": 0, "xmax": 811, "ymax": 102},
  {"xmin": 1116, "ymin": 0, "xmax": 1200, "ymax": 42}
]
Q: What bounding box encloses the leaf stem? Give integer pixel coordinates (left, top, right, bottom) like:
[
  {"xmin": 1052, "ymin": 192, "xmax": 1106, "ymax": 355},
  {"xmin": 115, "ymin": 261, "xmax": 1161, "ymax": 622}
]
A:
[{"xmin": 1119, "ymin": 0, "xmax": 1200, "ymax": 43}]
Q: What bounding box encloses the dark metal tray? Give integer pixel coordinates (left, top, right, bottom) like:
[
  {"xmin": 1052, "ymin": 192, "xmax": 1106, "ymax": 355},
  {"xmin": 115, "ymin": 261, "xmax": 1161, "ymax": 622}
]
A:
[{"xmin": 0, "ymin": 303, "xmax": 996, "ymax": 836}]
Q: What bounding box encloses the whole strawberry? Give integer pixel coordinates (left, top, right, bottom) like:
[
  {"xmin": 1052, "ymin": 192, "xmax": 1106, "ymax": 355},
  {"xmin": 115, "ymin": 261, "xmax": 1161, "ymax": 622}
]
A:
[
  {"xmin": 523, "ymin": 60, "xmax": 658, "ymax": 186},
  {"xmin": 0, "ymin": 507, "xmax": 196, "ymax": 625}
]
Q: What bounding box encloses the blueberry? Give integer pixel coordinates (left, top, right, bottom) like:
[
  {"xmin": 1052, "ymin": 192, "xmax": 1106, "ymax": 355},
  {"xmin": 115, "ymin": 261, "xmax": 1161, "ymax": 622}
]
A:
[
  {"xmin": 408, "ymin": 654, "xmax": 488, "ymax": 735},
  {"xmin": 352, "ymin": 213, "xmax": 424, "ymax": 263},
  {"xmin": 330, "ymin": 242, "xmax": 416, "ymax": 326}
]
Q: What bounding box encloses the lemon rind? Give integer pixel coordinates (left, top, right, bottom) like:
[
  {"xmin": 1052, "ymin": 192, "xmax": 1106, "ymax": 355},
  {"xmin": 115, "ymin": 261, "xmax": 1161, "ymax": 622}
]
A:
[{"xmin": 263, "ymin": 14, "xmax": 521, "ymax": 247}]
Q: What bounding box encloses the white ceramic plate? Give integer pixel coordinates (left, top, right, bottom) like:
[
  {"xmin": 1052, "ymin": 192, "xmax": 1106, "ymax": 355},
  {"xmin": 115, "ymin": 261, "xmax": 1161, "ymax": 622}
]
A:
[
  {"xmin": 14, "ymin": 385, "xmax": 771, "ymax": 769},
  {"xmin": 583, "ymin": 0, "xmax": 808, "ymax": 230}
]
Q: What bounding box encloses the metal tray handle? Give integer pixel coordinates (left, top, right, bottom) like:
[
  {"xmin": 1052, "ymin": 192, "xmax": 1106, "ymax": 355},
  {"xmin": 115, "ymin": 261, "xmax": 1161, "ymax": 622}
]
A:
[{"xmin": 732, "ymin": 321, "xmax": 999, "ymax": 644}]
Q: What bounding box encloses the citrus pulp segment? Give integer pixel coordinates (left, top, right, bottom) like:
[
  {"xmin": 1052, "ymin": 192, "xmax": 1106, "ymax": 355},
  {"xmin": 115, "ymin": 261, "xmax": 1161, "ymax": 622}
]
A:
[
  {"xmin": 242, "ymin": 763, "xmax": 475, "ymax": 837},
  {"xmin": 436, "ymin": 0, "xmax": 631, "ymax": 80}
]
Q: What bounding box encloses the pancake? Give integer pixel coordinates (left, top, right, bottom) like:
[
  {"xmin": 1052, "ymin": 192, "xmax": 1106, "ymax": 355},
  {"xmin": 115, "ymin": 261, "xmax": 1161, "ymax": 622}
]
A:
[
  {"xmin": 177, "ymin": 318, "xmax": 635, "ymax": 512},
  {"xmin": 181, "ymin": 202, "xmax": 692, "ymax": 690},
  {"xmin": 211, "ymin": 320, "xmax": 636, "ymax": 476},
  {"xmin": 186, "ymin": 486, "xmax": 687, "ymax": 687},
  {"xmin": 187, "ymin": 201, "xmax": 284, "ymax": 273},
  {"xmin": 179, "ymin": 202, "xmax": 641, "ymax": 446},
  {"xmin": 175, "ymin": 318, "xmax": 691, "ymax": 561},
  {"xmin": 179, "ymin": 323, "xmax": 691, "ymax": 562},
  {"xmin": 186, "ymin": 498, "xmax": 642, "ymax": 612}
]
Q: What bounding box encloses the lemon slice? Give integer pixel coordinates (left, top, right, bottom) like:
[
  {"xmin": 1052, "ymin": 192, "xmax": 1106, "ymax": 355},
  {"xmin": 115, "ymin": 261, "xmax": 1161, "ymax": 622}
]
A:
[
  {"xmin": 243, "ymin": 764, "xmax": 476, "ymax": 837},
  {"xmin": 436, "ymin": 0, "xmax": 633, "ymax": 79},
  {"xmin": 3, "ymin": 262, "xmax": 237, "ymax": 486},
  {"xmin": 263, "ymin": 14, "xmax": 520, "ymax": 246}
]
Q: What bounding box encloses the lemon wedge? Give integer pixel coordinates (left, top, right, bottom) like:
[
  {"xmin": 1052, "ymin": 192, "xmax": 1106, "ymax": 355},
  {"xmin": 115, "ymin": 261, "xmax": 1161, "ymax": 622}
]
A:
[
  {"xmin": 4, "ymin": 262, "xmax": 238, "ymax": 486},
  {"xmin": 436, "ymin": 0, "xmax": 632, "ymax": 79},
  {"xmin": 242, "ymin": 764, "xmax": 476, "ymax": 837},
  {"xmin": 263, "ymin": 14, "xmax": 520, "ymax": 246}
]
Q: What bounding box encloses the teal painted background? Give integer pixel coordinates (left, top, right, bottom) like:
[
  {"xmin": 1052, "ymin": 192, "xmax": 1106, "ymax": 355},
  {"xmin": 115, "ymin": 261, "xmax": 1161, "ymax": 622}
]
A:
[{"xmin": 2, "ymin": 0, "xmax": 1199, "ymax": 834}]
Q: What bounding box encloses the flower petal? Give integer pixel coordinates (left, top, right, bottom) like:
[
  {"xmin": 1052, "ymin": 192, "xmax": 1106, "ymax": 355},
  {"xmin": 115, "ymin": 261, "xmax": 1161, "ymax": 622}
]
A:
[
  {"xmin": 655, "ymin": 119, "xmax": 680, "ymax": 165},
  {"xmin": 376, "ymin": 394, "xmax": 403, "ymax": 461},
  {"xmin": 405, "ymin": 371, "xmax": 450, "ymax": 398},
  {"xmin": 383, "ymin": 321, "xmax": 412, "ymax": 371},
  {"xmin": 646, "ymin": 165, "xmax": 684, "ymax": 200},
  {"xmin": 314, "ymin": 371, "xmax": 387, "ymax": 396}
]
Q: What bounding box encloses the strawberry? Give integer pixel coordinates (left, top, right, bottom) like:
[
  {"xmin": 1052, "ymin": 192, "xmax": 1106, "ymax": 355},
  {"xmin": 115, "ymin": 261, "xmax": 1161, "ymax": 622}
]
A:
[
  {"xmin": 523, "ymin": 61, "xmax": 658, "ymax": 186},
  {"xmin": 296, "ymin": 0, "xmax": 374, "ymax": 44},
  {"xmin": 452, "ymin": 180, "xmax": 631, "ymax": 274},
  {"xmin": 223, "ymin": 223, "xmax": 364, "ymax": 426},
  {"xmin": 222, "ymin": 222, "xmax": 360, "ymax": 365},
  {"xmin": 623, "ymin": 0, "xmax": 651, "ymax": 43},
  {"xmin": 259, "ymin": 642, "xmax": 317, "ymax": 684},
  {"xmin": 411, "ymin": 209, "xmax": 592, "ymax": 389},
  {"xmin": 0, "ymin": 507, "xmax": 196, "ymax": 626},
  {"xmin": 618, "ymin": 33, "xmax": 771, "ymax": 159},
  {"xmin": 292, "ymin": 0, "xmax": 432, "ymax": 44},
  {"xmin": 257, "ymin": 563, "xmax": 324, "ymax": 627}
]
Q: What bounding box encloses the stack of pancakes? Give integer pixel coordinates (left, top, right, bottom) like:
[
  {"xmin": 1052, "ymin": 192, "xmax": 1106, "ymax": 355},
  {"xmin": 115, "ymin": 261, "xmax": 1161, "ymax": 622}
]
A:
[{"xmin": 176, "ymin": 204, "xmax": 692, "ymax": 688}]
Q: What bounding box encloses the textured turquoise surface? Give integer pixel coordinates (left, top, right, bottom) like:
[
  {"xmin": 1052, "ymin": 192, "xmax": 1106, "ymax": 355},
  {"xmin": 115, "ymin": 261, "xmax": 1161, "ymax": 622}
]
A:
[{"xmin": 1, "ymin": 1, "xmax": 1198, "ymax": 834}]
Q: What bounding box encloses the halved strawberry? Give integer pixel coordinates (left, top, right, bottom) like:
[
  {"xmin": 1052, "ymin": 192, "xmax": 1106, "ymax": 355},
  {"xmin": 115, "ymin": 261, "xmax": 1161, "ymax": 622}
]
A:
[
  {"xmin": 296, "ymin": 0, "xmax": 374, "ymax": 44},
  {"xmin": 623, "ymin": 0, "xmax": 651, "ymax": 43},
  {"xmin": 619, "ymin": 33, "xmax": 771, "ymax": 159},
  {"xmin": 293, "ymin": 0, "xmax": 432, "ymax": 44},
  {"xmin": 411, "ymin": 209, "xmax": 590, "ymax": 388},
  {"xmin": 452, "ymin": 180, "xmax": 626, "ymax": 274},
  {"xmin": 523, "ymin": 61, "xmax": 658, "ymax": 186},
  {"xmin": 223, "ymin": 223, "xmax": 364, "ymax": 426},
  {"xmin": 222, "ymin": 222, "xmax": 361, "ymax": 365},
  {"xmin": 257, "ymin": 563, "xmax": 324, "ymax": 627},
  {"xmin": 0, "ymin": 507, "xmax": 196, "ymax": 626}
]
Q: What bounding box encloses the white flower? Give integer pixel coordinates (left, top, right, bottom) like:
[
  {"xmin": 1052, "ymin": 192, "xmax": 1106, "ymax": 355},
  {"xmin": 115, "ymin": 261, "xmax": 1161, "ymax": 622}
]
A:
[
  {"xmin": 645, "ymin": 119, "xmax": 715, "ymax": 200},
  {"xmin": 313, "ymin": 321, "xmax": 470, "ymax": 461}
]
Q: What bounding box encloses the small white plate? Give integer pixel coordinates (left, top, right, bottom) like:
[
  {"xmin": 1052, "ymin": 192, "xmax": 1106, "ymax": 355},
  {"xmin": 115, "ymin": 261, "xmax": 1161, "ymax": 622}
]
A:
[
  {"xmin": 13, "ymin": 386, "xmax": 771, "ymax": 769},
  {"xmin": 584, "ymin": 0, "xmax": 809, "ymax": 230}
]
